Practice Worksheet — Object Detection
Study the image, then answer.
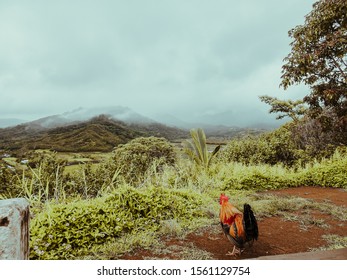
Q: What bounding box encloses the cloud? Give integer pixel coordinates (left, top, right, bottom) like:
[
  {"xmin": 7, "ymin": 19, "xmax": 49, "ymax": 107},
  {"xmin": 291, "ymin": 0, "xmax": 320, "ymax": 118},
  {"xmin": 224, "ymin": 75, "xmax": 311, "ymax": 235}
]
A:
[{"xmin": 0, "ymin": 0, "xmax": 315, "ymax": 124}]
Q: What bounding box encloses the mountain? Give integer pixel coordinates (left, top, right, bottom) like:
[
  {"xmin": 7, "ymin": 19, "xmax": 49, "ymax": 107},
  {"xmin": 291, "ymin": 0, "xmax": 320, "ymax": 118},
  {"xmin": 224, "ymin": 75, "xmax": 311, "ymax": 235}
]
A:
[
  {"xmin": 0, "ymin": 105, "xmax": 274, "ymax": 153},
  {"xmin": 61, "ymin": 106, "xmax": 155, "ymax": 124},
  {"xmin": 27, "ymin": 106, "xmax": 155, "ymax": 129},
  {"xmin": 0, "ymin": 115, "xmax": 188, "ymax": 153}
]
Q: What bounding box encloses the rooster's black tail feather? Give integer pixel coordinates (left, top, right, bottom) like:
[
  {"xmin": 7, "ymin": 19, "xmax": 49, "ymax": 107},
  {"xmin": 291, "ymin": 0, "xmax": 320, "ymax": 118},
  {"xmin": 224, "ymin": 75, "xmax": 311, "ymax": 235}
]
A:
[{"xmin": 243, "ymin": 203, "xmax": 259, "ymax": 242}]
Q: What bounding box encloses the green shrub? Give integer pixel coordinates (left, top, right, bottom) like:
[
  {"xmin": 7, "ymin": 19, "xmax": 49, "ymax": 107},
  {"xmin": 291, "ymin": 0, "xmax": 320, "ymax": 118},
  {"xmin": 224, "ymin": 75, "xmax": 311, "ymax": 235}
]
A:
[
  {"xmin": 220, "ymin": 124, "xmax": 299, "ymax": 166},
  {"xmin": 298, "ymin": 153, "xmax": 347, "ymax": 188},
  {"xmin": 108, "ymin": 137, "xmax": 176, "ymax": 185},
  {"xmin": 222, "ymin": 164, "xmax": 299, "ymax": 190},
  {"xmin": 219, "ymin": 151, "xmax": 347, "ymax": 191},
  {"xmin": 29, "ymin": 185, "xmax": 209, "ymax": 259},
  {"xmin": 0, "ymin": 162, "xmax": 16, "ymax": 198}
]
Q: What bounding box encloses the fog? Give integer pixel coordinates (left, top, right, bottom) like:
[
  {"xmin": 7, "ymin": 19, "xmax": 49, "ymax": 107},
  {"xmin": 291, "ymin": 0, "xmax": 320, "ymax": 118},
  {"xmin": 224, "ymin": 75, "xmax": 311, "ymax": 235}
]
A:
[{"xmin": 0, "ymin": 0, "xmax": 314, "ymax": 127}]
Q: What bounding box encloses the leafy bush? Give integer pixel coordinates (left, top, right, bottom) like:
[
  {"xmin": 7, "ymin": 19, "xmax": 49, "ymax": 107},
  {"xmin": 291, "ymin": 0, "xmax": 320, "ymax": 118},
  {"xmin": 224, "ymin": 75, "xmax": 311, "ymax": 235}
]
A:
[
  {"xmin": 30, "ymin": 185, "xmax": 209, "ymax": 259},
  {"xmin": 290, "ymin": 115, "xmax": 338, "ymax": 159},
  {"xmin": 298, "ymin": 150, "xmax": 347, "ymax": 188},
  {"xmin": 108, "ymin": 137, "xmax": 176, "ymax": 185},
  {"xmin": 220, "ymin": 124, "xmax": 299, "ymax": 166},
  {"xmin": 220, "ymin": 136, "xmax": 264, "ymax": 165},
  {"xmin": 221, "ymin": 163, "xmax": 299, "ymax": 191},
  {"xmin": 64, "ymin": 163, "xmax": 105, "ymax": 198},
  {"xmin": 219, "ymin": 122, "xmax": 346, "ymax": 167},
  {"xmin": 219, "ymin": 148, "xmax": 347, "ymax": 191},
  {"xmin": 0, "ymin": 161, "xmax": 16, "ymax": 198}
]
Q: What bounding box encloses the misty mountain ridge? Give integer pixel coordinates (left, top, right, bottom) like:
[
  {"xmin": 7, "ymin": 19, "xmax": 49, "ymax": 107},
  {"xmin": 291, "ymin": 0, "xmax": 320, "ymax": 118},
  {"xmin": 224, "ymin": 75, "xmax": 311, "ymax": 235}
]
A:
[
  {"xmin": 0, "ymin": 106, "xmax": 155, "ymax": 129},
  {"xmin": 0, "ymin": 115, "xmax": 189, "ymax": 153},
  {"xmin": 0, "ymin": 106, "xmax": 273, "ymax": 152},
  {"xmin": 61, "ymin": 106, "xmax": 155, "ymax": 124},
  {"xmin": 29, "ymin": 106, "xmax": 155, "ymax": 129},
  {"xmin": 0, "ymin": 105, "xmax": 282, "ymax": 130}
]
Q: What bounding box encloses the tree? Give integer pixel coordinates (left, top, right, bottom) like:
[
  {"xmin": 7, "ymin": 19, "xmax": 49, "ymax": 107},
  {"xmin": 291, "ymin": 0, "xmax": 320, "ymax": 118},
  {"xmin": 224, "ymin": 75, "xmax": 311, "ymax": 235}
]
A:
[
  {"xmin": 259, "ymin": 95, "xmax": 307, "ymax": 121},
  {"xmin": 280, "ymin": 0, "xmax": 347, "ymax": 143},
  {"xmin": 183, "ymin": 128, "xmax": 220, "ymax": 169}
]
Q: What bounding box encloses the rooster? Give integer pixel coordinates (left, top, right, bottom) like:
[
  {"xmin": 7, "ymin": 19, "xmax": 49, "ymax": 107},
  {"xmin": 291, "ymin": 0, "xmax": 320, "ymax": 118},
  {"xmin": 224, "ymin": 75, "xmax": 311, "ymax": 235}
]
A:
[{"xmin": 219, "ymin": 193, "xmax": 258, "ymax": 256}]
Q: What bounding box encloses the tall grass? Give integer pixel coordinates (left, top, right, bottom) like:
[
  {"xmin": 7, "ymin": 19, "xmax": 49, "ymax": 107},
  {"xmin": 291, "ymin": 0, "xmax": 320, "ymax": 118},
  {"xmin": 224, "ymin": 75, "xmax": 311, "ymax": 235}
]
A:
[{"xmin": 2, "ymin": 145, "xmax": 347, "ymax": 259}]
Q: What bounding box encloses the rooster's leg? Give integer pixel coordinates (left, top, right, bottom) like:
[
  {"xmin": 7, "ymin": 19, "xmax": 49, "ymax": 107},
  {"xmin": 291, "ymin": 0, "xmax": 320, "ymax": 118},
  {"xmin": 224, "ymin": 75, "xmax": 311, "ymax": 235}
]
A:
[{"xmin": 226, "ymin": 246, "xmax": 242, "ymax": 256}]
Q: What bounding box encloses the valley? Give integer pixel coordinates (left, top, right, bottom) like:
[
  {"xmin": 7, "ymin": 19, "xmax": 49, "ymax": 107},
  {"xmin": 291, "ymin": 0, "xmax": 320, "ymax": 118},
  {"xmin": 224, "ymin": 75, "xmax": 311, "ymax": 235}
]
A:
[{"xmin": 0, "ymin": 109, "xmax": 266, "ymax": 155}]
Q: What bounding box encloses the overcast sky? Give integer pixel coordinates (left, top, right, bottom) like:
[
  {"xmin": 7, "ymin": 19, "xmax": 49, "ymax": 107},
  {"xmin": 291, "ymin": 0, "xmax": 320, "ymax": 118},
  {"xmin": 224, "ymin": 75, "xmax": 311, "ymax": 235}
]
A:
[{"xmin": 0, "ymin": 0, "xmax": 315, "ymax": 125}]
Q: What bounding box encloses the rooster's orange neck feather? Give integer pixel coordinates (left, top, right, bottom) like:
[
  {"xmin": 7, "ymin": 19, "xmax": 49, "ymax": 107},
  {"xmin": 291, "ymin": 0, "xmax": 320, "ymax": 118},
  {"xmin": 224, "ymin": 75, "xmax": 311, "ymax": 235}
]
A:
[{"xmin": 220, "ymin": 201, "xmax": 237, "ymax": 225}]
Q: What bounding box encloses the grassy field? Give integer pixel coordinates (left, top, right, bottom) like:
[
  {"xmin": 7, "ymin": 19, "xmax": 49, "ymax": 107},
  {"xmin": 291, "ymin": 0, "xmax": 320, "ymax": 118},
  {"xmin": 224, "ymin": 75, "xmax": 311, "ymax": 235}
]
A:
[{"xmin": 1, "ymin": 137, "xmax": 347, "ymax": 259}]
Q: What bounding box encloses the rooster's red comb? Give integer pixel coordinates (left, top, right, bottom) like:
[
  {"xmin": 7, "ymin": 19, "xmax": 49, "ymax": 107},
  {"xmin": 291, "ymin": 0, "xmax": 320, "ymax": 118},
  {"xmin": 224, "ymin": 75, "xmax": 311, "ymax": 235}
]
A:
[{"xmin": 219, "ymin": 193, "xmax": 229, "ymax": 204}]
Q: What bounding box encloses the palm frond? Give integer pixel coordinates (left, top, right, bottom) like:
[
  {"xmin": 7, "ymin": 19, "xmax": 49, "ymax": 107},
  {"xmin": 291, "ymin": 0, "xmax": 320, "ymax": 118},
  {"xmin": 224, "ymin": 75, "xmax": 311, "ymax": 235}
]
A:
[
  {"xmin": 208, "ymin": 145, "xmax": 221, "ymax": 167},
  {"xmin": 183, "ymin": 128, "xmax": 220, "ymax": 169}
]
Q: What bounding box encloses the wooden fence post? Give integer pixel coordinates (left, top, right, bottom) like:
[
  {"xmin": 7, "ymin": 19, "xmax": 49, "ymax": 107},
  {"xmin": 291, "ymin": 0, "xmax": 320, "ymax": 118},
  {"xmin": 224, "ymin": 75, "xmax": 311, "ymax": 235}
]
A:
[{"xmin": 0, "ymin": 198, "xmax": 30, "ymax": 260}]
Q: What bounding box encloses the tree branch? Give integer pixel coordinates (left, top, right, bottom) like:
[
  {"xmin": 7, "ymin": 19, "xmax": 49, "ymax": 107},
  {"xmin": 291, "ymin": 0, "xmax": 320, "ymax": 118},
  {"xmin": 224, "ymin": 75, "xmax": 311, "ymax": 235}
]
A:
[{"xmin": 331, "ymin": 56, "xmax": 347, "ymax": 82}]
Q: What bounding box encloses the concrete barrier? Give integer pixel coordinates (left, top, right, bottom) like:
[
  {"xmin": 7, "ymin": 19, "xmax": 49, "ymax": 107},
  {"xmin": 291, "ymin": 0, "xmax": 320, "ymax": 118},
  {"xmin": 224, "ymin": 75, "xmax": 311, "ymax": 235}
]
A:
[{"xmin": 0, "ymin": 198, "xmax": 30, "ymax": 260}]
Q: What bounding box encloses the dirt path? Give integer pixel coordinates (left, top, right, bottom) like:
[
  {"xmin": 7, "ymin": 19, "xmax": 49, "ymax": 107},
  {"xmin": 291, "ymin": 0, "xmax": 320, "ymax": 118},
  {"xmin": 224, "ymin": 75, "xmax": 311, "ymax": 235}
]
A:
[{"xmin": 121, "ymin": 187, "xmax": 347, "ymax": 260}]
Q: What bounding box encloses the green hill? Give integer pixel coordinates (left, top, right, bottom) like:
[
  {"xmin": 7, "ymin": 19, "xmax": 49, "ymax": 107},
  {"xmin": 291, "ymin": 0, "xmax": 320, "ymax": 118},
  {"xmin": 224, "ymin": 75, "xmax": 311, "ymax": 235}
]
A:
[{"xmin": 0, "ymin": 115, "xmax": 188, "ymax": 153}]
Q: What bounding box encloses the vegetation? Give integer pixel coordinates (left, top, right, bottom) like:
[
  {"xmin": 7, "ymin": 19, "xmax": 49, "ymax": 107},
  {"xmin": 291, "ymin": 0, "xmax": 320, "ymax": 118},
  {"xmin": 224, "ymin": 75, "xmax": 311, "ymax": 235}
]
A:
[
  {"xmin": 220, "ymin": 124, "xmax": 303, "ymax": 166},
  {"xmin": 183, "ymin": 128, "xmax": 220, "ymax": 169},
  {"xmin": 259, "ymin": 0, "xmax": 347, "ymax": 161},
  {"xmin": 259, "ymin": 96, "xmax": 307, "ymax": 122},
  {"xmin": 280, "ymin": 0, "xmax": 347, "ymax": 145},
  {"xmin": 0, "ymin": 0, "xmax": 346, "ymax": 260},
  {"xmin": 1, "ymin": 134, "xmax": 347, "ymax": 259},
  {"xmin": 281, "ymin": 0, "xmax": 347, "ymax": 111},
  {"xmin": 29, "ymin": 186, "xmax": 210, "ymax": 259},
  {"xmin": 106, "ymin": 137, "xmax": 177, "ymax": 185},
  {"xmin": 0, "ymin": 115, "xmax": 188, "ymax": 153}
]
